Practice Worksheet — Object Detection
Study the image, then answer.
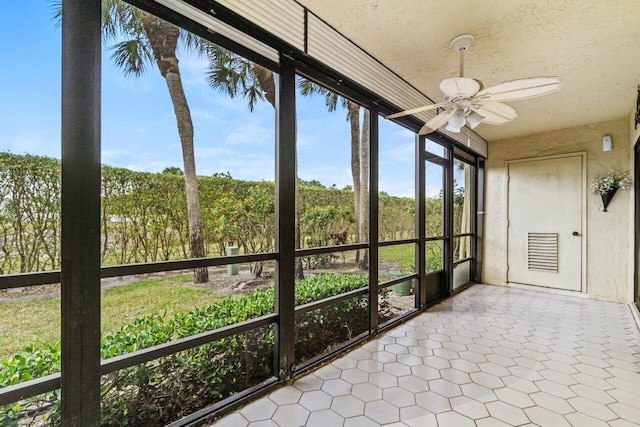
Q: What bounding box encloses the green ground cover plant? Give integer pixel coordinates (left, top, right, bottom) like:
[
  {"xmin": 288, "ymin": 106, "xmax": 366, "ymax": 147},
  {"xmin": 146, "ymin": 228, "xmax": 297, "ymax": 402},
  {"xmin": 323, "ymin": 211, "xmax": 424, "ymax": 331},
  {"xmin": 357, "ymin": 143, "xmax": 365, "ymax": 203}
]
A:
[{"xmin": 0, "ymin": 273, "xmax": 378, "ymax": 426}]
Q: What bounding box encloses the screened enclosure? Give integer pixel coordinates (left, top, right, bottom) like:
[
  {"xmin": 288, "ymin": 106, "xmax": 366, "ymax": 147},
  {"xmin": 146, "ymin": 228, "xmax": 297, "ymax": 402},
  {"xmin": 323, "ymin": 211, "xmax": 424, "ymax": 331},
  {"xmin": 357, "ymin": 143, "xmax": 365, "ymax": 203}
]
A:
[{"xmin": 0, "ymin": 1, "xmax": 486, "ymax": 425}]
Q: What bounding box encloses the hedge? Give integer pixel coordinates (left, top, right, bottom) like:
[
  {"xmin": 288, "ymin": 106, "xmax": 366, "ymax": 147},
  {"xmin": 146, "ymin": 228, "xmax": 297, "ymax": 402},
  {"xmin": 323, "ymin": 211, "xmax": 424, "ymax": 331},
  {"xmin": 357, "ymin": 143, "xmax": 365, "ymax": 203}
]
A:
[{"xmin": 0, "ymin": 152, "xmax": 419, "ymax": 275}]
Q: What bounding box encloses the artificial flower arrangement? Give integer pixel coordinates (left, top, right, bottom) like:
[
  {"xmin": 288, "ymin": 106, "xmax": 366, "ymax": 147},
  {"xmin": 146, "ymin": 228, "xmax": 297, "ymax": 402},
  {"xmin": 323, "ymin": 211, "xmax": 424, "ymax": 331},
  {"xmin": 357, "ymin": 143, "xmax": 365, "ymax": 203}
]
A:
[
  {"xmin": 590, "ymin": 169, "xmax": 632, "ymax": 195},
  {"xmin": 590, "ymin": 169, "xmax": 632, "ymax": 211}
]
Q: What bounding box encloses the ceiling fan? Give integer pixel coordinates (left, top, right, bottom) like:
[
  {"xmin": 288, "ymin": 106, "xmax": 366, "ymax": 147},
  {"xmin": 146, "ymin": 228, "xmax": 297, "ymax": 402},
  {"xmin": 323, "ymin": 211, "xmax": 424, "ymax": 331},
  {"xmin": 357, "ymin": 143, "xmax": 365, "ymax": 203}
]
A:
[{"xmin": 386, "ymin": 34, "xmax": 561, "ymax": 135}]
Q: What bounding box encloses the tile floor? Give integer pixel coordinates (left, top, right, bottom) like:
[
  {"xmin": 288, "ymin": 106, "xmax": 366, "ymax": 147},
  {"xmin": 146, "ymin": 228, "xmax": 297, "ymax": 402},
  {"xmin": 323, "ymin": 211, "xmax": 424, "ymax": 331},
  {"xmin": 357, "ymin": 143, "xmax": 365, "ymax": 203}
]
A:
[{"xmin": 212, "ymin": 284, "xmax": 640, "ymax": 426}]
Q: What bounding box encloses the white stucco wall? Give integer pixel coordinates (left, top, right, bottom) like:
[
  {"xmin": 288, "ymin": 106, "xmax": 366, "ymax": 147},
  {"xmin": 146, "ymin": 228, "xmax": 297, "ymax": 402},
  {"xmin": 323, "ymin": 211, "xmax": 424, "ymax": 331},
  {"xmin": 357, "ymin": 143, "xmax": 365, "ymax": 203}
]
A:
[{"xmin": 483, "ymin": 119, "xmax": 631, "ymax": 302}]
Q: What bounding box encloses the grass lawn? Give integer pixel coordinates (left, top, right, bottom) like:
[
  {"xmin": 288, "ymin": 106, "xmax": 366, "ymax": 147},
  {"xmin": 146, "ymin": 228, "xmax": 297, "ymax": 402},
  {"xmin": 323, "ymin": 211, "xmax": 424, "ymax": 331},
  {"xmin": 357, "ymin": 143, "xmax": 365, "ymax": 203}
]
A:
[
  {"xmin": 379, "ymin": 244, "xmax": 414, "ymax": 271},
  {"xmin": 0, "ymin": 275, "xmax": 220, "ymax": 358}
]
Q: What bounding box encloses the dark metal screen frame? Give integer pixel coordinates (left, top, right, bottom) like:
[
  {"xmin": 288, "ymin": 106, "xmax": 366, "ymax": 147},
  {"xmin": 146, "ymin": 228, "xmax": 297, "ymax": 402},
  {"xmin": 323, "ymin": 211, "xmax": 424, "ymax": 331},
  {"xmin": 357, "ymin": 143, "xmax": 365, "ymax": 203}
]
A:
[{"xmin": 0, "ymin": 1, "xmax": 486, "ymax": 424}]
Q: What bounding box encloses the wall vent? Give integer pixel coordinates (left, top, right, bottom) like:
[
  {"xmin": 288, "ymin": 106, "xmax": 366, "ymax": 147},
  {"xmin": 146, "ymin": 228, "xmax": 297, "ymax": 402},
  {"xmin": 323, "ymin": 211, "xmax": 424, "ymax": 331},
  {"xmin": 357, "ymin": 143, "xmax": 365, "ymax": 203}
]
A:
[{"xmin": 527, "ymin": 233, "xmax": 558, "ymax": 272}]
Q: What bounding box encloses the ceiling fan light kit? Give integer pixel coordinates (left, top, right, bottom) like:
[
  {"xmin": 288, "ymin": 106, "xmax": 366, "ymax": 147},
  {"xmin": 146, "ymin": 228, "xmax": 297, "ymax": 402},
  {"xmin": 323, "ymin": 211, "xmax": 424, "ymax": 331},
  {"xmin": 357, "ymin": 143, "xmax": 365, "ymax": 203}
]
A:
[{"xmin": 385, "ymin": 33, "xmax": 561, "ymax": 135}]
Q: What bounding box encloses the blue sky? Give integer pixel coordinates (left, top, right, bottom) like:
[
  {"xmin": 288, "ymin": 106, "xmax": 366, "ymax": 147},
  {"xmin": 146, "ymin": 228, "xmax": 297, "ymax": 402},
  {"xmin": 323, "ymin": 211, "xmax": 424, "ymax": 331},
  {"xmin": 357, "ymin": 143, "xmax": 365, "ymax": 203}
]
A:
[{"xmin": 0, "ymin": 1, "xmax": 427, "ymax": 198}]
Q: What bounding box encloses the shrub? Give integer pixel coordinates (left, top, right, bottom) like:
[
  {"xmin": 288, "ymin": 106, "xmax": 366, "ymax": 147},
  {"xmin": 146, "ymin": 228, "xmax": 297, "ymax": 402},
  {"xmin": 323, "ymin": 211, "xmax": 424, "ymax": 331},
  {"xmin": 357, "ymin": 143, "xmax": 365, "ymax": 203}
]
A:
[{"xmin": 0, "ymin": 274, "xmax": 380, "ymax": 426}]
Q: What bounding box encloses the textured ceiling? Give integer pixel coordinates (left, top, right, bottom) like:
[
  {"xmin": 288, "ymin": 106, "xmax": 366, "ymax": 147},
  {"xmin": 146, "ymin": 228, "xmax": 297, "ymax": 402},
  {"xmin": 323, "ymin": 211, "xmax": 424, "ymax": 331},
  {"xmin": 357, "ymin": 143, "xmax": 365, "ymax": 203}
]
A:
[{"xmin": 295, "ymin": 0, "xmax": 640, "ymax": 141}]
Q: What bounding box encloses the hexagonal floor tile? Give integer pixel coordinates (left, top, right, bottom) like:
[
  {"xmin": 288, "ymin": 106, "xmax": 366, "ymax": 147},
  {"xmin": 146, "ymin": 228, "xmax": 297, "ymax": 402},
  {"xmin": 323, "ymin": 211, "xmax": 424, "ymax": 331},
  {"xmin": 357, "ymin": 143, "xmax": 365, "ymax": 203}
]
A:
[
  {"xmin": 382, "ymin": 386, "xmax": 416, "ymax": 408},
  {"xmin": 330, "ymin": 394, "xmax": 365, "ymax": 418},
  {"xmin": 364, "ymin": 399, "xmax": 400, "ymax": 424},
  {"xmin": 271, "ymin": 403, "xmax": 310, "ymax": 427},
  {"xmin": 305, "ymin": 409, "xmax": 344, "ymax": 427}
]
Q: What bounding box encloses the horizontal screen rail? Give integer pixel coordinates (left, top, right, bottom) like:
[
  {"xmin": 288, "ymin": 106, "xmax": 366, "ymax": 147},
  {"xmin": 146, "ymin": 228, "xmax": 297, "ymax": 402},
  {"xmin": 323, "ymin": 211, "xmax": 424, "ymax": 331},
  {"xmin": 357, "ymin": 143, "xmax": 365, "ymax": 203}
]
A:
[
  {"xmin": 295, "ymin": 243, "xmax": 368, "ymax": 257},
  {"xmin": 453, "ymin": 257, "xmax": 473, "ymax": 266},
  {"xmin": 101, "ymin": 252, "xmax": 277, "ymax": 278},
  {"xmin": 0, "ymin": 271, "xmax": 61, "ymax": 290},
  {"xmin": 101, "ymin": 313, "xmax": 278, "ymax": 374},
  {"xmin": 379, "ymin": 273, "xmax": 418, "ymax": 290},
  {"xmin": 378, "ymin": 239, "xmax": 417, "ymax": 247},
  {"xmin": 294, "ymin": 287, "xmax": 368, "ymax": 316},
  {"xmin": 0, "ymin": 252, "xmax": 277, "ymax": 290},
  {"xmin": 0, "ymin": 373, "xmax": 60, "ymax": 407}
]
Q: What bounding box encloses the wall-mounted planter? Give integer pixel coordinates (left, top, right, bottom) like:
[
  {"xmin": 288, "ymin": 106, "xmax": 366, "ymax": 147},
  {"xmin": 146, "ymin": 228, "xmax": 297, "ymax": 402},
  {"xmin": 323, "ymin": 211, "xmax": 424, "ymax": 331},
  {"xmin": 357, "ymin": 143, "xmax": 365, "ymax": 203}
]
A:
[{"xmin": 601, "ymin": 187, "xmax": 618, "ymax": 212}]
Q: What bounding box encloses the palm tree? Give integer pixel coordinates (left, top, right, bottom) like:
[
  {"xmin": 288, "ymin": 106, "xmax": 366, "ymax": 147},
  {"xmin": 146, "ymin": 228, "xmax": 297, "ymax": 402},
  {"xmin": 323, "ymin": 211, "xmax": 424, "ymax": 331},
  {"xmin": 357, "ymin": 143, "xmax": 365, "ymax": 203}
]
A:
[
  {"xmin": 100, "ymin": 1, "xmax": 209, "ymax": 282},
  {"xmin": 206, "ymin": 47, "xmax": 307, "ymax": 279},
  {"xmin": 298, "ymin": 82, "xmax": 370, "ymax": 269}
]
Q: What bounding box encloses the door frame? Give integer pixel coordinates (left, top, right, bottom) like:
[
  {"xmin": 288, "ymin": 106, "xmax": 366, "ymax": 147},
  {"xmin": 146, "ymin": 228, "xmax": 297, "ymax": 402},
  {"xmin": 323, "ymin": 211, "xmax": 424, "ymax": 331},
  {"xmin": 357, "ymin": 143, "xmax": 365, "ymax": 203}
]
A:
[
  {"xmin": 506, "ymin": 152, "xmax": 587, "ymax": 293},
  {"xmin": 634, "ymin": 137, "xmax": 640, "ymax": 309}
]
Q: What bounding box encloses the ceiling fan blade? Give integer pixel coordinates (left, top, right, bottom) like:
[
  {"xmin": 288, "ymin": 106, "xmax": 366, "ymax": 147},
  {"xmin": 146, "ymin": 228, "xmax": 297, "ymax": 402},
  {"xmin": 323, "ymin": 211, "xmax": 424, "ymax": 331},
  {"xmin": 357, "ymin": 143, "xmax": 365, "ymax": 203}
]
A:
[
  {"xmin": 385, "ymin": 102, "xmax": 450, "ymax": 120},
  {"xmin": 471, "ymin": 101, "xmax": 518, "ymax": 125},
  {"xmin": 440, "ymin": 78, "xmax": 480, "ymax": 99},
  {"xmin": 418, "ymin": 109, "xmax": 455, "ymax": 135},
  {"xmin": 475, "ymin": 76, "xmax": 561, "ymax": 101}
]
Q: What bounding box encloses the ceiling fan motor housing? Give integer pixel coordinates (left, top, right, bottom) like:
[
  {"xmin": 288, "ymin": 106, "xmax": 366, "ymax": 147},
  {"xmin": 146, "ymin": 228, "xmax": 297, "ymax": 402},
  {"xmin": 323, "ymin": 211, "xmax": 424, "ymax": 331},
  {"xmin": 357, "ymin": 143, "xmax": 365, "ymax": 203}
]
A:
[{"xmin": 449, "ymin": 33, "xmax": 474, "ymax": 52}]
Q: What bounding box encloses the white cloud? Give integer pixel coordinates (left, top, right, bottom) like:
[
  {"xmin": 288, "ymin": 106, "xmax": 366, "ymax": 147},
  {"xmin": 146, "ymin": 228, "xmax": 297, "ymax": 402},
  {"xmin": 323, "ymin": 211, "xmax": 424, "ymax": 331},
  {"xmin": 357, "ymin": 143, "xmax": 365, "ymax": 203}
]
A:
[
  {"xmin": 109, "ymin": 72, "xmax": 155, "ymax": 93},
  {"xmin": 299, "ymin": 165, "xmax": 353, "ymax": 189},
  {"xmin": 102, "ymin": 150, "xmax": 177, "ymax": 173},
  {"xmin": 197, "ymin": 151, "xmax": 275, "ymax": 181},
  {"xmin": 223, "ymin": 122, "xmax": 274, "ymax": 146},
  {"xmin": 194, "ymin": 146, "xmax": 236, "ymax": 158},
  {"xmin": 0, "ymin": 131, "xmax": 60, "ymax": 158},
  {"xmin": 191, "ymin": 108, "xmax": 224, "ymax": 125},
  {"xmin": 177, "ymin": 51, "xmax": 209, "ymax": 89},
  {"xmin": 379, "ymin": 178, "xmax": 415, "ymax": 198},
  {"xmin": 381, "ymin": 141, "xmax": 415, "ymax": 163},
  {"xmin": 425, "ymin": 184, "xmax": 442, "ymax": 198}
]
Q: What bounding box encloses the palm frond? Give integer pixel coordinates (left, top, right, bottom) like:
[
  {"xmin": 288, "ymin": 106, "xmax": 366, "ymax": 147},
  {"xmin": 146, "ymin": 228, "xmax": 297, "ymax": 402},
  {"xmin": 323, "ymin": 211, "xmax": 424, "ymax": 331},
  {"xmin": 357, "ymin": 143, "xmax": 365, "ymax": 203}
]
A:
[
  {"xmin": 110, "ymin": 38, "xmax": 153, "ymax": 77},
  {"xmin": 50, "ymin": 0, "xmax": 62, "ymax": 28},
  {"xmin": 297, "ymin": 78, "xmax": 342, "ymax": 112},
  {"xmin": 102, "ymin": 0, "xmax": 144, "ymax": 42},
  {"xmin": 325, "ymin": 92, "xmax": 340, "ymax": 112},
  {"xmin": 181, "ymin": 32, "xmax": 207, "ymax": 57},
  {"xmin": 242, "ymin": 82, "xmax": 266, "ymax": 112},
  {"xmin": 207, "ymin": 45, "xmax": 252, "ymax": 101}
]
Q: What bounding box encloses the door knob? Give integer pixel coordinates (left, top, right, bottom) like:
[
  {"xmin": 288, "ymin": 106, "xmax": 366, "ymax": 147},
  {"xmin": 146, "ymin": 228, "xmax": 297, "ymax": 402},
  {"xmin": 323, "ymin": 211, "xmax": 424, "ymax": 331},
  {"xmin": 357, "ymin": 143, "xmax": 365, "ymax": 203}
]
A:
[{"xmin": 572, "ymin": 231, "xmax": 580, "ymax": 236}]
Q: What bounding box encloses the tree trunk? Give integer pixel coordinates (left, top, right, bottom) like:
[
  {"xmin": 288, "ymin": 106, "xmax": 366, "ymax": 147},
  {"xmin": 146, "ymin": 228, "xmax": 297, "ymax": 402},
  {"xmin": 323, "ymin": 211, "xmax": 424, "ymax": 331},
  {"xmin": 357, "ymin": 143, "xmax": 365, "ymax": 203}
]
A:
[
  {"xmin": 253, "ymin": 64, "xmax": 276, "ymax": 108},
  {"xmin": 359, "ymin": 109, "xmax": 370, "ymax": 270},
  {"xmin": 347, "ymin": 102, "xmax": 361, "ymax": 263},
  {"xmin": 142, "ymin": 14, "xmax": 208, "ymax": 283}
]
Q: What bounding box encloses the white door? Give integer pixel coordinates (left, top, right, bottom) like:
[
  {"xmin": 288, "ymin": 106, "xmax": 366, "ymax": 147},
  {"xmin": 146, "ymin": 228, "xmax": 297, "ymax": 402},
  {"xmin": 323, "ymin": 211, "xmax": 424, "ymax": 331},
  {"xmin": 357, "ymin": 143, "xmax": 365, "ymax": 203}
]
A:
[{"xmin": 507, "ymin": 155, "xmax": 584, "ymax": 291}]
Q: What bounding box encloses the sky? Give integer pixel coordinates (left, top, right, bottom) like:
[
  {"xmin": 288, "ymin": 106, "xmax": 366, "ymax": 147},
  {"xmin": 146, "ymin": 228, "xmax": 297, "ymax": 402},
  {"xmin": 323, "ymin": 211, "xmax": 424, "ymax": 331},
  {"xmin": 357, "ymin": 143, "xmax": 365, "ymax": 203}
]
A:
[{"xmin": 0, "ymin": 1, "xmax": 443, "ymax": 198}]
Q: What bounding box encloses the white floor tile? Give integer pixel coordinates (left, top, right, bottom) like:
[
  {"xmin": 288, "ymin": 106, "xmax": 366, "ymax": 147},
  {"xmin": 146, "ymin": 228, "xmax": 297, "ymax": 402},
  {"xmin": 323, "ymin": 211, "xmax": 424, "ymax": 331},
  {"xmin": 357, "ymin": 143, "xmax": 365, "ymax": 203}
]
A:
[
  {"xmin": 305, "ymin": 409, "xmax": 344, "ymax": 427},
  {"xmin": 271, "ymin": 403, "xmax": 310, "ymax": 427},
  {"xmin": 449, "ymin": 395, "xmax": 490, "ymax": 419},
  {"xmin": 211, "ymin": 285, "xmax": 640, "ymax": 427},
  {"xmin": 486, "ymin": 401, "xmax": 530, "ymax": 425},
  {"xmin": 241, "ymin": 399, "xmax": 278, "ymax": 422},
  {"xmin": 330, "ymin": 395, "xmax": 364, "ymax": 418},
  {"xmin": 524, "ymin": 406, "xmax": 571, "ymax": 427},
  {"xmin": 529, "ymin": 391, "xmax": 575, "ymax": 415},
  {"xmin": 364, "ymin": 400, "xmax": 400, "ymax": 424},
  {"xmin": 567, "ymin": 396, "xmax": 617, "ymax": 421},
  {"xmin": 436, "ymin": 410, "xmax": 475, "ymax": 427},
  {"xmin": 564, "ymin": 411, "xmax": 610, "ymax": 427},
  {"xmin": 351, "ymin": 382, "xmax": 382, "ymax": 402}
]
